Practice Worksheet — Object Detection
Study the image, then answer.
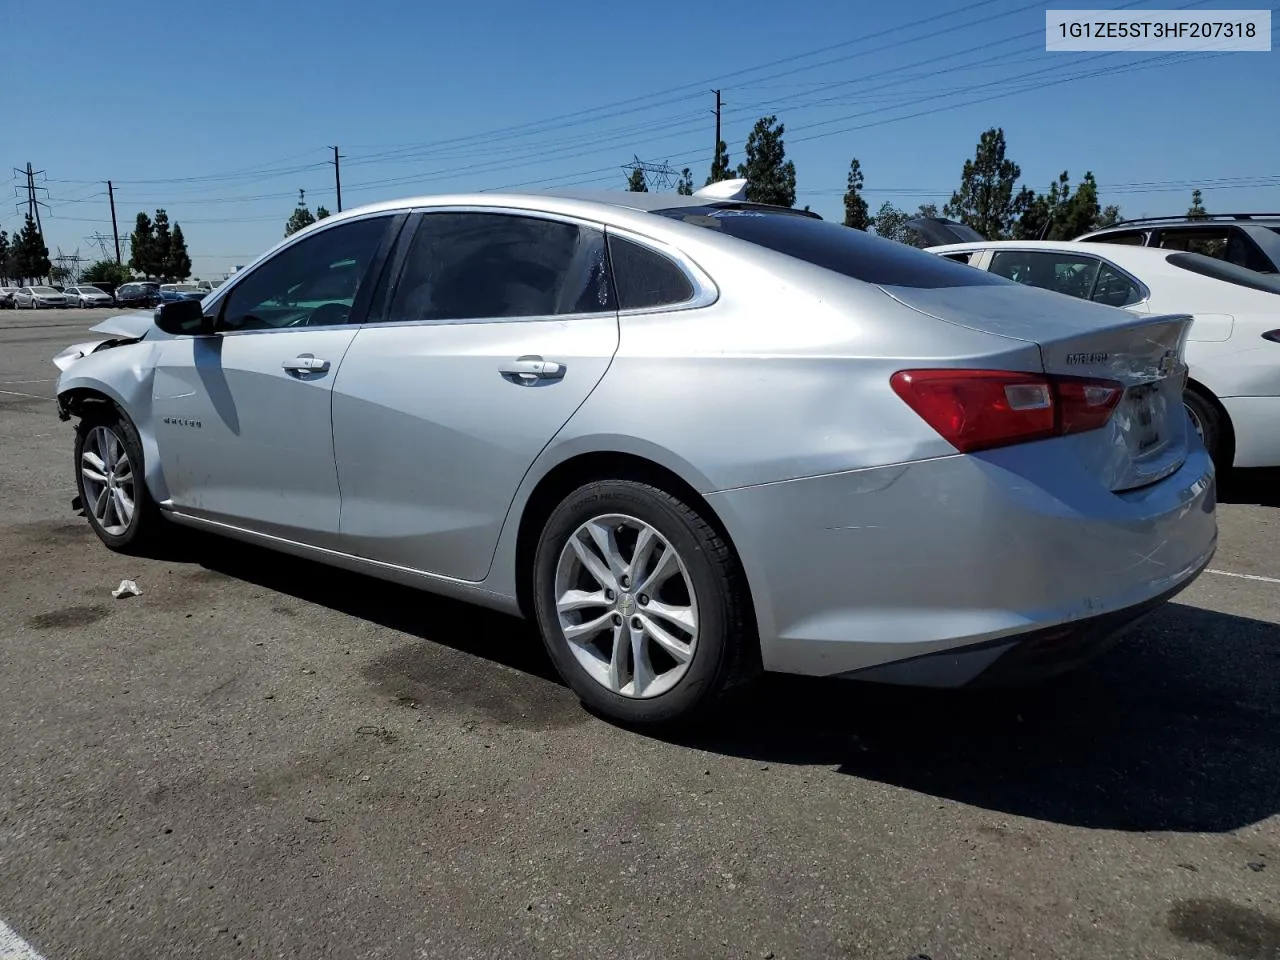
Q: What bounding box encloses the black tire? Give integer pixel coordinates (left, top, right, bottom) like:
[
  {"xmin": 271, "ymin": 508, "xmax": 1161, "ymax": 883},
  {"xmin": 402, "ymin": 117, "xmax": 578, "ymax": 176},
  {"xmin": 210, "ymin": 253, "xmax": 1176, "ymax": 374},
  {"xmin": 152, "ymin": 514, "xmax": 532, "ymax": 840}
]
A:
[
  {"xmin": 73, "ymin": 405, "xmax": 163, "ymax": 553},
  {"xmin": 1183, "ymin": 388, "xmax": 1228, "ymax": 468},
  {"xmin": 532, "ymin": 479, "xmax": 757, "ymax": 728}
]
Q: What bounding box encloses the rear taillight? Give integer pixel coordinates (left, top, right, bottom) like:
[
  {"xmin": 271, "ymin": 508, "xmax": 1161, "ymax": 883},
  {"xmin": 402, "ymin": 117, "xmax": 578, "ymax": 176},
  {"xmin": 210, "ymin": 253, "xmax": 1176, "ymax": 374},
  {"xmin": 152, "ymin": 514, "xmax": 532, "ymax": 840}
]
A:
[
  {"xmin": 890, "ymin": 368, "xmax": 1123, "ymax": 453},
  {"xmin": 1262, "ymin": 330, "xmax": 1280, "ymax": 343}
]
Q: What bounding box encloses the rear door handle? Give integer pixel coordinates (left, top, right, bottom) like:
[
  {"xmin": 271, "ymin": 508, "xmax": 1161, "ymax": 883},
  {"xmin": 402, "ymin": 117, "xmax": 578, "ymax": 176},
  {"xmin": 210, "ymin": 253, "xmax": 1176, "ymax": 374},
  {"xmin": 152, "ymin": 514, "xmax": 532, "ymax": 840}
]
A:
[
  {"xmin": 499, "ymin": 356, "xmax": 565, "ymax": 383},
  {"xmin": 282, "ymin": 354, "xmax": 330, "ymax": 373}
]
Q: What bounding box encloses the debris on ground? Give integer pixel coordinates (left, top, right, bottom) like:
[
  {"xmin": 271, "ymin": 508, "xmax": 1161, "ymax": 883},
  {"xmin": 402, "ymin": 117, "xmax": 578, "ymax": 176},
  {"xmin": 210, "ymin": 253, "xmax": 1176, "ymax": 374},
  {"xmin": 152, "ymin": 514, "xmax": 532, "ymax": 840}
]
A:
[{"xmin": 111, "ymin": 579, "xmax": 141, "ymax": 599}]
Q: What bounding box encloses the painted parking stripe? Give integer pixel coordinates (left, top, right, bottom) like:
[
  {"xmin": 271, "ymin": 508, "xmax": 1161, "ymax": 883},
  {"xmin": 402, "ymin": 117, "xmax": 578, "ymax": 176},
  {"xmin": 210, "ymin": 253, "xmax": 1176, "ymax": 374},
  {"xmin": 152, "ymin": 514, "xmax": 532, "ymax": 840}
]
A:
[
  {"xmin": 0, "ymin": 919, "xmax": 46, "ymax": 960},
  {"xmin": 0, "ymin": 389, "xmax": 52, "ymax": 401},
  {"xmin": 1206, "ymin": 568, "xmax": 1280, "ymax": 585}
]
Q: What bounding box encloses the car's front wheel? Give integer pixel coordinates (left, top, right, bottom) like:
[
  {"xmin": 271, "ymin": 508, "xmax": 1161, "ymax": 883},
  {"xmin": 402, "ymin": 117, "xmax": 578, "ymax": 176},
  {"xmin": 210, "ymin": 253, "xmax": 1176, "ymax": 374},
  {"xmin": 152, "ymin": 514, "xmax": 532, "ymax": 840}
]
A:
[
  {"xmin": 532, "ymin": 479, "xmax": 756, "ymax": 728},
  {"xmin": 74, "ymin": 406, "xmax": 162, "ymax": 552}
]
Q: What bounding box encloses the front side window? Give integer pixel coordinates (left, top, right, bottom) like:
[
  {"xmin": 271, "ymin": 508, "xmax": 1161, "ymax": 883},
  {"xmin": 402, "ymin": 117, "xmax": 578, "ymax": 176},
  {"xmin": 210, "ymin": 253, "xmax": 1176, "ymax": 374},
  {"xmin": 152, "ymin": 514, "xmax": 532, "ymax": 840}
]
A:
[
  {"xmin": 218, "ymin": 216, "xmax": 391, "ymax": 332},
  {"xmin": 384, "ymin": 212, "xmax": 613, "ymax": 323},
  {"xmin": 988, "ymin": 251, "xmax": 1101, "ymax": 301}
]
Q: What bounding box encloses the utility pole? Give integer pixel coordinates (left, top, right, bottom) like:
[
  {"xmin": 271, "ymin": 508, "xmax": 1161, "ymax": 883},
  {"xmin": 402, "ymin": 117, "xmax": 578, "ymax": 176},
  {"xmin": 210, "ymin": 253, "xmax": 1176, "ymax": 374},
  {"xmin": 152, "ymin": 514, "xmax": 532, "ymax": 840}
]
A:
[
  {"xmin": 106, "ymin": 180, "xmax": 122, "ymax": 264},
  {"xmin": 25, "ymin": 162, "xmax": 46, "ymax": 237},
  {"xmin": 330, "ymin": 145, "xmax": 343, "ymax": 212},
  {"xmin": 712, "ymin": 89, "xmax": 722, "ymax": 154}
]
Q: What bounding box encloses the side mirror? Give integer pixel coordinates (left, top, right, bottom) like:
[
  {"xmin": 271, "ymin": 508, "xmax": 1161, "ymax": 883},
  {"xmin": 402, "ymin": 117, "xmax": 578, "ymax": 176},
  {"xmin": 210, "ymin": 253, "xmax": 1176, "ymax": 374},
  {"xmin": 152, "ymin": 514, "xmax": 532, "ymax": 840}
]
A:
[{"xmin": 154, "ymin": 298, "xmax": 215, "ymax": 336}]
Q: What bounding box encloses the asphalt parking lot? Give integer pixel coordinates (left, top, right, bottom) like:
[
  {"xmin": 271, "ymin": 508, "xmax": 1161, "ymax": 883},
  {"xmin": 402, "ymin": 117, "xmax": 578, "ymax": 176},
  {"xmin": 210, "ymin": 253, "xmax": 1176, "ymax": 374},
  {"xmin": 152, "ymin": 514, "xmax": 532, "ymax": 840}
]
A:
[{"xmin": 0, "ymin": 307, "xmax": 1277, "ymax": 960}]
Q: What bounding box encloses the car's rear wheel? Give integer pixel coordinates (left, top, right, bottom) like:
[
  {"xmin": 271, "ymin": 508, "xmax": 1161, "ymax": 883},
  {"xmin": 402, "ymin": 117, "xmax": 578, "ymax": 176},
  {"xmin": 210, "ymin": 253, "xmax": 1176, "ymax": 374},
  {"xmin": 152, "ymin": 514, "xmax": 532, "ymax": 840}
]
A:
[
  {"xmin": 74, "ymin": 407, "xmax": 162, "ymax": 552},
  {"xmin": 1183, "ymin": 388, "xmax": 1227, "ymax": 468},
  {"xmin": 532, "ymin": 479, "xmax": 755, "ymax": 728}
]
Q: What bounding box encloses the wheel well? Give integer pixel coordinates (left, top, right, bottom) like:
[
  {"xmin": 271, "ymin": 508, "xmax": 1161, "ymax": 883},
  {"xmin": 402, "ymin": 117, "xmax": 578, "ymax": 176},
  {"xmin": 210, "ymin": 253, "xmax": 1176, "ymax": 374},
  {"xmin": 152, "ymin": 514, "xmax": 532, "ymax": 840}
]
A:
[
  {"xmin": 1185, "ymin": 378, "xmax": 1235, "ymax": 462},
  {"xmin": 57, "ymin": 387, "xmax": 115, "ymax": 422},
  {"xmin": 513, "ymin": 452, "xmax": 756, "ymax": 626}
]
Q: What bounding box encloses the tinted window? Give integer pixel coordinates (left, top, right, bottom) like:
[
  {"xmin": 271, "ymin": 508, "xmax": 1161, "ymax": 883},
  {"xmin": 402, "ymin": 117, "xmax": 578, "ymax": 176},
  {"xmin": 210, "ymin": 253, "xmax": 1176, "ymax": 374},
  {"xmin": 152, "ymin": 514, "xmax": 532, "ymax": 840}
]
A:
[
  {"xmin": 1091, "ymin": 261, "xmax": 1145, "ymax": 308},
  {"xmin": 653, "ymin": 205, "xmax": 1006, "ymax": 289},
  {"xmin": 607, "ymin": 235, "xmax": 694, "ymax": 310},
  {"xmin": 989, "ymin": 250, "xmax": 1101, "ymax": 301},
  {"xmin": 1090, "ymin": 230, "xmax": 1147, "ymax": 246},
  {"xmin": 219, "ymin": 216, "xmax": 390, "ymax": 332},
  {"xmin": 385, "ymin": 213, "xmax": 612, "ymax": 323},
  {"xmin": 940, "ymin": 252, "xmax": 974, "ymax": 264},
  {"xmin": 1156, "ymin": 227, "xmax": 1273, "ymax": 273}
]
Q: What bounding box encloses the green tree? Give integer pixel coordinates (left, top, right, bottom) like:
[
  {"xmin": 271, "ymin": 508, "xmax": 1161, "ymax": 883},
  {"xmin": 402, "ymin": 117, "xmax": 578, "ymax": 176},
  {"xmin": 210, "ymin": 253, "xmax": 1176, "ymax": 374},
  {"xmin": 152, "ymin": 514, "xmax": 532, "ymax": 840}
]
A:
[
  {"xmin": 915, "ymin": 203, "xmax": 939, "ymax": 219},
  {"xmin": 1012, "ymin": 171, "xmax": 1106, "ymax": 240},
  {"xmin": 0, "ymin": 229, "xmax": 9, "ymax": 282},
  {"xmin": 152, "ymin": 209, "xmax": 173, "ymax": 278},
  {"xmin": 285, "ymin": 189, "xmax": 318, "ymax": 237},
  {"xmin": 626, "ymin": 166, "xmax": 648, "ymax": 192},
  {"xmin": 706, "ymin": 140, "xmax": 732, "ymax": 185},
  {"xmin": 316, "ymin": 205, "xmax": 331, "ymax": 220},
  {"xmin": 842, "ymin": 158, "xmax": 870, "ymax": 230},
  {"xmin": 81, "ymin": 259, "xmax": 132, "ymax": 286},
  {"xmin": 129, "ymin": 212, "xmax": 155, "ymax": 277},
  {"xmin": 1187, "ymin": 189, "xmax": 1208, "ymax": 219},
  {"xmin": 14, "ymin": 213, "xmax": 51, "ymax": 282},
  {"xmin": 872, "ymin": 201, "xmax": 915, "ymax": 244},
  {"xmin": 167, "ymin": 224, "xmax": 193, "ymax": 280},
  {"xmin": 1095, "ymin": 204, "xmax": 1122, "ymax": 228},
  {"xmin": 944, "ymin": 127, "xmax": 1022, "ymax": 240},
  {"xmin": 676, "ymin": 168, "xmax": 694, "ymax": 196},
  {"xmin": 737, "ymin": 115, "xmax": 796, "ymax": 207}
]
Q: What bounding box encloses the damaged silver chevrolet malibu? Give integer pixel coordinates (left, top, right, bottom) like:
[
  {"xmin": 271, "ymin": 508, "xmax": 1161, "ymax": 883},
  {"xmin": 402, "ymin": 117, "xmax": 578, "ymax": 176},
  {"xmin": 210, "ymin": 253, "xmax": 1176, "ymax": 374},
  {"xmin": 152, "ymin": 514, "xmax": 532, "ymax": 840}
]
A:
[{"xmin": 53, "ymin": 180, "xmax": 1218, "ymax": 728}]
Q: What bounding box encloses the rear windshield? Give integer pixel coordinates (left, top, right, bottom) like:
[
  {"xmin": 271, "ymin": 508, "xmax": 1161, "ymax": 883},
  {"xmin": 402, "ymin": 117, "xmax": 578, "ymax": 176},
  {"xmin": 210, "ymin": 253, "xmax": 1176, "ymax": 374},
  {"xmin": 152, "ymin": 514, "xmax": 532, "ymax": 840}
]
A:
[
  {"xmin": 652, "ymin": 205, "xmax": 1007, "ymax": 289},
  {"xmin": 1165, "ymin": 252, "xmax": 1280, "ymax": 295}
]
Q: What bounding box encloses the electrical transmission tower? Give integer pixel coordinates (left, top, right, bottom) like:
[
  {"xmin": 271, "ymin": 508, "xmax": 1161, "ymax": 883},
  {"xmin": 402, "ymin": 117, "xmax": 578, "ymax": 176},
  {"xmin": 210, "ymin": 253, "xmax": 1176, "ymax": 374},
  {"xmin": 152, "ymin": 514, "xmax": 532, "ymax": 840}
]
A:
[
  {"xmin": 86, "ymin": 233, "xmax": 116, "ymax": 260},
  {"xmin": 623, "ymin": 155, "xmax": 678, "ymax": 192},
  {"xmin": 13, "ymin": 163, "xmax": 50, "ymax": 237},
  {"xmin": 53, "ymin": 247, "xmax": 86, "ymax": 282}
]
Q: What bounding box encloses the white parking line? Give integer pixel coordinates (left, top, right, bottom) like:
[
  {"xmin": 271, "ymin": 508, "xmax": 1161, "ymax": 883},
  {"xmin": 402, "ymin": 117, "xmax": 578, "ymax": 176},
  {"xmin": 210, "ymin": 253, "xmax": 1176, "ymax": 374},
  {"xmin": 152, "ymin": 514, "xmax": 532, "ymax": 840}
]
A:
[
  {"xmin": 0, "ymin": 389, "xmax": 52, "ymax": 401},
  {"xmin": 0, "ymin": 379, "xmax": 55, "ymax": 385},
  {"xmin": 1207, "ymin": 568, "xmax": 1280, "ymax": 585},
  {"xmin": 0, "ymin": 919, "xmax": 46, "ymax": 960}
]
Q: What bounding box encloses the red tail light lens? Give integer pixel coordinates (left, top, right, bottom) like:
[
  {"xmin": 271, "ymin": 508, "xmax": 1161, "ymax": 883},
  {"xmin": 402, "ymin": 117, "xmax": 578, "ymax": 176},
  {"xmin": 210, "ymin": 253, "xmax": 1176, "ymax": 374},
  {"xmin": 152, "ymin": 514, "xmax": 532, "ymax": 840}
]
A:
[{"xmin": 890, "ymin": 369, "xmax": 1124, "ymax": 453}]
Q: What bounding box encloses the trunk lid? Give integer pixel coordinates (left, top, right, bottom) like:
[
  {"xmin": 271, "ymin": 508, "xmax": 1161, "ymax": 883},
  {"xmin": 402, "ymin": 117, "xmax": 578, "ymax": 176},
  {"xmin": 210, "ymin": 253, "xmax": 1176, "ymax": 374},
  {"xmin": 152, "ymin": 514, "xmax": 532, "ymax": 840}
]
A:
[{"xmin": 880, "ymin": 281, "xmax": 1195, "ymax": 492}]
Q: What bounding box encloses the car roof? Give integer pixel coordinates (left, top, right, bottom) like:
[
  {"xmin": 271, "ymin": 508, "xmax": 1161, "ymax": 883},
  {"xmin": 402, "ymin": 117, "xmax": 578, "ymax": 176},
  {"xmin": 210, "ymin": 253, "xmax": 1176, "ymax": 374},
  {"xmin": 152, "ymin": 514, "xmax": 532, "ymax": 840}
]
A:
[{"xmin": 925, "ymin": 239, "xmax": 1185, "ymax": 261}]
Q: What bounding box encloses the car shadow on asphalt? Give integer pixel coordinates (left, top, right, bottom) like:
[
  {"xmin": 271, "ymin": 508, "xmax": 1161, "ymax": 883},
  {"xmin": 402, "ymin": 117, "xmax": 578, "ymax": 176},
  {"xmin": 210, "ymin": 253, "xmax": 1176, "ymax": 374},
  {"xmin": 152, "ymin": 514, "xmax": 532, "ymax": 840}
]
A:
[
  {"xmin": 160, "ymin": 533, "xmax": 1278, "ymax": 833},
  {"xmin": 684, "ymin": 603, "xmax": 1280, "ymax": 833},
  {"xmin": 1218, "ymin": 467, "xmax": 1280, "ymax": 508}
]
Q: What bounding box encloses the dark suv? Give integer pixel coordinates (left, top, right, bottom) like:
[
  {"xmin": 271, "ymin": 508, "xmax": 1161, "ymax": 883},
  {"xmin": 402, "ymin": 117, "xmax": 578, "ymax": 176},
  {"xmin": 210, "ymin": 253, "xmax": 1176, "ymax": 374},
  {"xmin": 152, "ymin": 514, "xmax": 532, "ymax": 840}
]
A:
[
  {"xmin": 114, "ymin": 281, "xmax": 162, "ymax": 308},
  {"xmin": 1078, "ymin": 214, "xmax": 1280, "ymax": 274}
]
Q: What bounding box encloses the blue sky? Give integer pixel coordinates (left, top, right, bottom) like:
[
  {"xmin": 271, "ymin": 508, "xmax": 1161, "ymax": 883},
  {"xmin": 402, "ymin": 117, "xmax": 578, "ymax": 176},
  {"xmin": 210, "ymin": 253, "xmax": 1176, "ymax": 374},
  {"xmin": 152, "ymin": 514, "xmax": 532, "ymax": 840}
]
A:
[{"xmin": 4, "ymin": 0, "xmax": 1277, "ymax": 278}]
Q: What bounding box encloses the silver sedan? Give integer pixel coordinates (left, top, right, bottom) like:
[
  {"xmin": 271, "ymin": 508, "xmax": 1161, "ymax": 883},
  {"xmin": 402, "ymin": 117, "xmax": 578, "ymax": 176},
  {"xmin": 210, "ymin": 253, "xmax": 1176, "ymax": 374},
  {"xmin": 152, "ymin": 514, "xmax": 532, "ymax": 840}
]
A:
[{"xmin": 53, "ymin": 182, "xmax": 1217, "ymax": 727}]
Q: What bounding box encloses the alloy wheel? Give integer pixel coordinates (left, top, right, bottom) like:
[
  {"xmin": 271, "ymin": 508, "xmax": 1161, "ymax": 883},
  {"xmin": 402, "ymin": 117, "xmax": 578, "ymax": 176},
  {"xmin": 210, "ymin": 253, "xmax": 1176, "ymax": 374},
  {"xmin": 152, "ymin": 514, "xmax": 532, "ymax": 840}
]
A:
[
  {"xmin": 81, "ymin": 425, "xmax": 136, "ymax": 536},
  {"xmin": 553, "ymin": 513, "xmax": 699, "ymax": 699}
]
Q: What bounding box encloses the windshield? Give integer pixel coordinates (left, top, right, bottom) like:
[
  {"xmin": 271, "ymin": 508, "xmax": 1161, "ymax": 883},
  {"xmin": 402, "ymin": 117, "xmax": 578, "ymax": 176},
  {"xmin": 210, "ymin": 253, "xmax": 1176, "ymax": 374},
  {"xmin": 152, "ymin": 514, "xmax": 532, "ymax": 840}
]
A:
[
  {"xmin": 653, "ymin": 204, "xmax": 1008, "ymax": 289},
  {"xmin": 32, "ymin": 287, "xmax": 59, "ymax": 295}
]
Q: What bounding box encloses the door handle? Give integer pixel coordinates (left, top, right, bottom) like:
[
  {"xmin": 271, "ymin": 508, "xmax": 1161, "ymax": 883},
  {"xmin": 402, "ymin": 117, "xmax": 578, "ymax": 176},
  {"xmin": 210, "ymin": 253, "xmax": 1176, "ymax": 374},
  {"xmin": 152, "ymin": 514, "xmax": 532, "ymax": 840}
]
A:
[
  {"xmin": 282, "ymin": 355, "xmax": 330, "ymax": 373},
  {"xmin": 499, "ymin": 356, "xmax": 565, "ymax": 383}
]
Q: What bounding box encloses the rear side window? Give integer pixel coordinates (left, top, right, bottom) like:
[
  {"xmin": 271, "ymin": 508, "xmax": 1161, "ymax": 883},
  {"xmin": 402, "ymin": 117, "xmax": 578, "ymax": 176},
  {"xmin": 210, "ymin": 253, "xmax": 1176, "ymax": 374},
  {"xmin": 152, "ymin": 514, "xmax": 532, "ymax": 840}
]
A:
[
  {"xmin": 385, "ymin": 213, "xmax": 613, "ymax": 323},
  {"xmin": 940, "ymin": 252, "xmax": 974, "ymax": 264},
  {"xmin": 607, "ymin": 235, "xmax": 694, "ymax": 310},
  {"xmin": 653, "ymin": 205, "xmax": 1007, "ymax": 289},
  {"xmin": 1090, "ymin": 230, "xmax": 1147, "ymax": 246},
  {"xmin": 1091, "ymin": 262, "xmax": 1146, "ymax": 307},
  {"xmin": 989, "ymin": 250, "xmax": 1101, "ymax": 301}
]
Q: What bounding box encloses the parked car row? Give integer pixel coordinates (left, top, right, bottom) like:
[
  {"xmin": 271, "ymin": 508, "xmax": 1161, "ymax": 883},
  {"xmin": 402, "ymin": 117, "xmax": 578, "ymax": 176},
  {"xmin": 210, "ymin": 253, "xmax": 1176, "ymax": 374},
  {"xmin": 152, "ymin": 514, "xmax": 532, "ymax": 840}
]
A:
[{"xmin": 0, "ymin": 279, "xmax": 217, "ymax": 309}]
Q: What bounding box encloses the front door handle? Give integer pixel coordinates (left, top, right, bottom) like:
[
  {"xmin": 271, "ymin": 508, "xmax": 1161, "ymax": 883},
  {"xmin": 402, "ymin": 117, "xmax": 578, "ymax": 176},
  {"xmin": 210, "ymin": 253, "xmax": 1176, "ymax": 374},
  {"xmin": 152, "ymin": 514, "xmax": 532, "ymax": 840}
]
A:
[
  {"xmin": 499, "ymin": 356, "xmax": 565, "ymax": 384},
  {"xmin": 282, "ymin": 354, "xmax": 330, "ymax": 373}
]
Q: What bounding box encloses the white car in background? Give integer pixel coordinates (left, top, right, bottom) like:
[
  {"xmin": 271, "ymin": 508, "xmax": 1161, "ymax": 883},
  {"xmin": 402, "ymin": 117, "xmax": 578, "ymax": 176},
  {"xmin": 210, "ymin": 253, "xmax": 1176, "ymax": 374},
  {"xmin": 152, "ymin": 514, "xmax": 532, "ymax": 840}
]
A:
[{"xmin": 926, "ymin": 240, "xmax": 1280, "ymax": 470}]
